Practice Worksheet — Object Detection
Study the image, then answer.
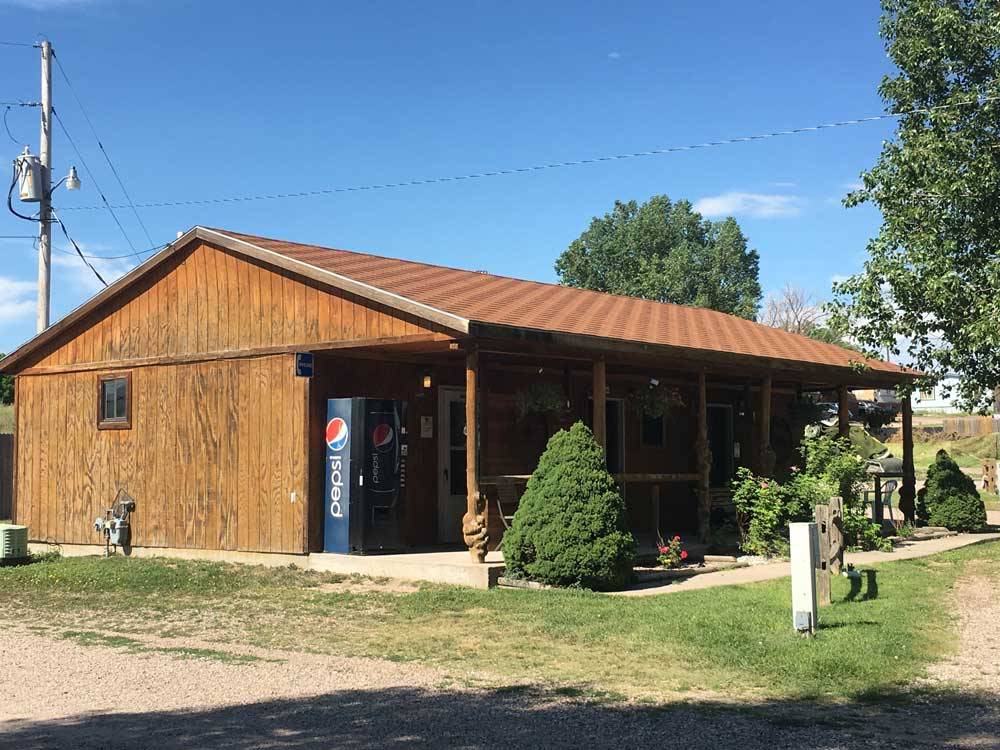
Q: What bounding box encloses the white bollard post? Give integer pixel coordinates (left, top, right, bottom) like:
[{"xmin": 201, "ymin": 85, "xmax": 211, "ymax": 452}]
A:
[{"xmin": 790, "ymin": 522, "xmax": 819, "ymax": 635}]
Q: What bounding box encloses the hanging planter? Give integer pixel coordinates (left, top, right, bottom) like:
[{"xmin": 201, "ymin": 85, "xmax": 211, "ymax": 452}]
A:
[
  {"xmin": 627, "ymin": 382, "xmax": 685, "ymax": 418},
  {"xmin": 514, "ymin": 382, "xmax": 567, "ymax": 422}
]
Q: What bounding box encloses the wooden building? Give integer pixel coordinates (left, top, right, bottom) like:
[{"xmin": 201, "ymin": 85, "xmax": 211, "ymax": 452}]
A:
[{"xmin": 0, "ymin": 227, "xmax": 920, "ymax": 562}]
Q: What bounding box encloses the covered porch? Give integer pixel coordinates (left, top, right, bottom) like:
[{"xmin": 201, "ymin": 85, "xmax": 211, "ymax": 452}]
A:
[{"xmin": 302, "ymin": 330, "xmax": 918, "ymax": 564}]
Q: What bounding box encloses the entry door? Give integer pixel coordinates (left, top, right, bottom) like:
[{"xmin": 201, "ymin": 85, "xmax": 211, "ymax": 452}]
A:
[
  {"xmin": 437, "ymin": 388, "xmax": 467, "ymax": 544},
  {"xmin": 707, "ymin": 404, "xmax": 735, "ymax": 488}
]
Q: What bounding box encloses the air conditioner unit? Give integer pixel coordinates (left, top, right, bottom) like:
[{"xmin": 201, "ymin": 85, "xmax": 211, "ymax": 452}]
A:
[{"xmin": 0, "ymin": 524, "xmax": 29, "ymax": 561}]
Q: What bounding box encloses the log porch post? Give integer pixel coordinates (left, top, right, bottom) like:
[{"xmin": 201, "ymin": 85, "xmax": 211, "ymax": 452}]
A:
[
  {"xmin": 696, "ymin": 372, "xmax": 712, "ymax": 541},
  {"xmin": 759, "ymin": 374, "xmax": 776, "ymax": 476},
  {"xmin": 837, "ymin": 385, "xmax": 850, "ymax": 439},
  {"xmin": 592, "ymin": 358, "xmax": 607, "ymax": 457},
  {"xmin": 898, "ymin": 393, "xmax": 916, "ymax": 525},
  {"xmin": 461, "ymin": 347, "xmax": 488, "ymax": 562}
]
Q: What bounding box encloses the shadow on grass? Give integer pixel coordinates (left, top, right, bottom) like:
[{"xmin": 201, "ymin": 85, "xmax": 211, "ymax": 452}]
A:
[
  {"xmin": 845, "ymin": 569, "xmax": 880, "ymax": 602},
  {"xmin": 3, "ymin": 683, "xmax": 997, "ymax": 749}
]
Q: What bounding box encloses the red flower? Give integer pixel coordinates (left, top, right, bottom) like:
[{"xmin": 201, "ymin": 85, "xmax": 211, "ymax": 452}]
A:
[
  {"xmin": 658, "ymin": 545, "xmax": 669, "ymax": 555},
  {"xmin": 680, "ymin": 550, "xmax": 689, "ymax": 560},
  {"xmin": 673, "ymin": 534, "xmax": 681, "ymax": 541},
  {"xmin": 760, "ymin": 482, "xmax": 769, "ymax": 489}
]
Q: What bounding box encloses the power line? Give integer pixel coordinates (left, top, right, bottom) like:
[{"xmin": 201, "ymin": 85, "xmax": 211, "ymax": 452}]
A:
[
  {"xmin": 3, "ymin": 106, "xmax": 22, "ymax": 145},
  {"xmin": 7, "ymin": 230, "xmax": 167, "ymax": 259},
  {"xmin": 50, "ymin": 210, "xmax": 107, "ymax": 287},
  {"xmin": 51, "ymin": 49, "xmax": 156, "ymax": 248},
  {"xmin": 50, "ymin": 105, "xmax": 143, "ymax": 258},
  {"xmin": 6, "ymin": 156, "xmax": 167, "ymax": 259},
  {"xmin": 0, "ymin": 41, "xmax": 34, "ymax": 47},
  {"xmin": 57, "ymin": 95, "xmax": 998, "ymax": 213},
  {"xmin": 56, "ymin": 241, "xmax": 167, "ymax": 261},
  {"xmin": 0, "ymin": 101, "xmax": 39, "ymax": 107}
]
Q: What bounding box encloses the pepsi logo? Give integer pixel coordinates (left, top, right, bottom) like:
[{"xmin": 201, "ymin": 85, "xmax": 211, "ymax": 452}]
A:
[
  {"xmin": 326, "ymin": 417, "xmax": 349, "ymax": 451},
  {"xmin": 372, "ymin": 423, "xmax": 394, "ymax": 453}
]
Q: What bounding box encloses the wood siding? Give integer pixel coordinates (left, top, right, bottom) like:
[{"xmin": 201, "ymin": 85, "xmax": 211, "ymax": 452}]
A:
[
  {"xmin": 15, "ymin": 355, "xmax": 307, "ymax": 552},
  {"xmin": 10, "ymin": 240, "xmax": 449, "ymax": 553},
  {"xmin": 29, "ymin": 242, "xmax": 436, "ymax": 371}
]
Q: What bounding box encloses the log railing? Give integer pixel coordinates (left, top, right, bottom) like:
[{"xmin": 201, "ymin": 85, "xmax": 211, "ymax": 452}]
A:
[{"xmin": 480, "ymin": 472, "xmax": 700, "ymax": 484}]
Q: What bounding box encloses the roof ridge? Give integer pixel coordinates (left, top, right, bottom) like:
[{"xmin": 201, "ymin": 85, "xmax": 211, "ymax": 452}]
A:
[
  {"xmin": 206, "ymin": 226, "xmax": 744, "ymax": 317},
  {"xmin": 204, "ymin": 227, "xmax": 908, "ymax": 373}
]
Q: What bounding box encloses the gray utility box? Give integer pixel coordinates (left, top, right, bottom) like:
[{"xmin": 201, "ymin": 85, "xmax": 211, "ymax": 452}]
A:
[{"xmin": 0, "ymin": 524, "xmax": 29, "ymax": 562}]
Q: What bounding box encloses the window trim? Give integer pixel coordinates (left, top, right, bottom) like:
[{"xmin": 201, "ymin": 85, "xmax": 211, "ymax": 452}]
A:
[{"xmin": 97, "ymin": 371, "xmax": 132, "ymax": 430}]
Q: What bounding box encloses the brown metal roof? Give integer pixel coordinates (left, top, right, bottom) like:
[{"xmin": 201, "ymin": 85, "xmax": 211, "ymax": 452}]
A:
[{"xmin": 213, "ymin": 228, "xmax": 912, "ymax": 377}]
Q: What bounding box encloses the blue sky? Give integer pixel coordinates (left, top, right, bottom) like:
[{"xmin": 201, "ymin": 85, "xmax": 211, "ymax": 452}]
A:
[{"xmin": 0, "ymin": 0, "xmax": 895, "ymax": 355}]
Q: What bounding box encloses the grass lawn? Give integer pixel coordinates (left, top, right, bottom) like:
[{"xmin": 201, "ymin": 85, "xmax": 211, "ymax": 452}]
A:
[
  {"xmin": 0, "ymin": 403, "xmax": 12, "ymax": 434},
  {"xmin": 887, "ymin": 433, "xmax": 999, "ymax": 479},
  {"xmin": 2, "ymin": 541, "xmax": 999, "ymax": 703}
]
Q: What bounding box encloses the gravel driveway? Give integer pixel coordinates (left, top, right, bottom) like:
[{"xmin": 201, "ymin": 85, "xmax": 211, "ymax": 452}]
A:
[{"xmin": 2, "ymin": 623, "xmax": 999, "ymax": 750}]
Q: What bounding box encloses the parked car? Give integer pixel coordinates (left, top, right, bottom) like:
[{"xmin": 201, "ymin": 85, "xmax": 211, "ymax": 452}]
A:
[{"xmin": 857, "ymin": 400, "xmax": 899, "ymax": 434}]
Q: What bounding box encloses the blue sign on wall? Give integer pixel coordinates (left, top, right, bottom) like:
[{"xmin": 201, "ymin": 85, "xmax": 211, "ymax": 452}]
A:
[
  {"xmin": 323, "ymin": 398, "xmax": 353, "ymax": 553},
  {"xmin": 295, "ymin": 352, "xmax": 314, "ymax": 377}
]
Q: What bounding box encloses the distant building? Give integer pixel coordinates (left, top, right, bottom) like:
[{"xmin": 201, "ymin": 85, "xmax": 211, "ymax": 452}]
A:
[{"xmin": 912, "ymin": 375, "xmax": 963, "ymax": 414}]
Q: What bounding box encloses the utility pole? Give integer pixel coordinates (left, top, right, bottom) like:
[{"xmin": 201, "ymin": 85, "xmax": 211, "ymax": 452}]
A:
[{"xmin": 36, "ymin": 40, "xmax": 53, "ymax": 334}]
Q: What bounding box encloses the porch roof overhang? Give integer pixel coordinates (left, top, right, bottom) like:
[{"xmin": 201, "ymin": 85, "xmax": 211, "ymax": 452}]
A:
[{"xmin": 465, "ymin": 324, "xmax": 916, "ymax": 390}]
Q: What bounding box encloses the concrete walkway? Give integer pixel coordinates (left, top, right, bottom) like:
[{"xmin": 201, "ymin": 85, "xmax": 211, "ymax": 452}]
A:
[{"xmin": 612, "ymin": 532, "xmax": 1000, "ymax": 597}]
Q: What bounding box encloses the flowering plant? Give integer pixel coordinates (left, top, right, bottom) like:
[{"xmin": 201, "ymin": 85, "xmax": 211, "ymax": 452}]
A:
[{"xmin": 657, "ymin": 534, "xmax": 688, "ymax": 569}]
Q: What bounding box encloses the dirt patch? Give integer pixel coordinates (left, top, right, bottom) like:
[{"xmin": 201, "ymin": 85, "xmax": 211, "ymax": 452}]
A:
[
  {"xmin": 317, "ymin": 576, "xmax": 421, "ymax": 595},
  {"xmin": 926, "ymin": 570, "xmax": 1000, "ymax": 693}
]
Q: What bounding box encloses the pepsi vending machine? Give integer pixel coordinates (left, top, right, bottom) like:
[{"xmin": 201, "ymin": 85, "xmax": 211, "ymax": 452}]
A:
[{"xmin": 323, "ymin": 397, "xmax": 408, "ymax": 553}]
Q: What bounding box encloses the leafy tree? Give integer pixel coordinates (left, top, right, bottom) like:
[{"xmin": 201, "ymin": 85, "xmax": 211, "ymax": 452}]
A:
[
  {"xmin": 0, "ymin": 355, "xmax": 11, "ymax": 405},
  {"xmin": 831, "ymin": 0, "xmax": 1000, "ymax": 410},
  {"xmin": 502, "ymin": 421, "xmax": 635, "ymax": 590},
  {"xmin": 555, "ymin": 195, "xmax": 762, "ymax": 319}
]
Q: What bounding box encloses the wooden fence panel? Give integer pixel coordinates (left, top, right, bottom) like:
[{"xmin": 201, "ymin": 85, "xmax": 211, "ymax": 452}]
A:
[
  {"xmin": 0, "ymin": 434, "xmax": 12, "ymax": 520},
  {"xmin": 942, "ymin": 416, "xmax": 998, "ymax": 438}
]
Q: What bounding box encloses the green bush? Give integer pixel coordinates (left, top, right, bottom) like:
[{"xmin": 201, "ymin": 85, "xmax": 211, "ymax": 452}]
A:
[
  {"xmin": 917, "ymin": 450, "xmax": 986, "ymax": 532},
  {"xmin": 502, "ymin": 421, "xmax": 635, "ymax": 590},
  {"xmin": 732, "ymin": 434, "xmax": 890, "ymax": 555},
  {"xmin": 800, "ymin": 434, "xmax": 868, "ymax": 504},
  {"xmin": 928, "ymin": 491, "xmax": 987, "ymax": 532},
  {"xmin": 802, "ymin": 434, "xmax": 889, "ymax": 552},
  {"xmin": 731, "ymin": 469, "xmax": 823, "ymax": 556}
]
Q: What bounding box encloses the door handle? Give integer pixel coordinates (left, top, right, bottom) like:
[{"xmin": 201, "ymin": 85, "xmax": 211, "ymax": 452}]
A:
[{"xmin": 443, "ymin": 468, "xmax": 449, "ymax": 480}]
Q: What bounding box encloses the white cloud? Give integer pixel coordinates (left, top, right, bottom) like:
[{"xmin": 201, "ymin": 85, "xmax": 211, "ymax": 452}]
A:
[
  {"xmin": 844, "ymin": 181, "xmax": 864, "ymax": 191},
  {"xmin": 769, "ymin": 181, "xmax": 797, "ymax": 188},
  {"xmin": 52, "ymin": 249, "xmax": 136, "ymax": 296},
  {"xmin": 0, "ymin": 276, "xmax": 36, "ymax": 323},
  {"xmin": 693, "ymin": 191, "xmax": 801, "ymax": 219},
  {"xmin": 607, "ymin": 51, "xmax": 621, "ymax": 60}
]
